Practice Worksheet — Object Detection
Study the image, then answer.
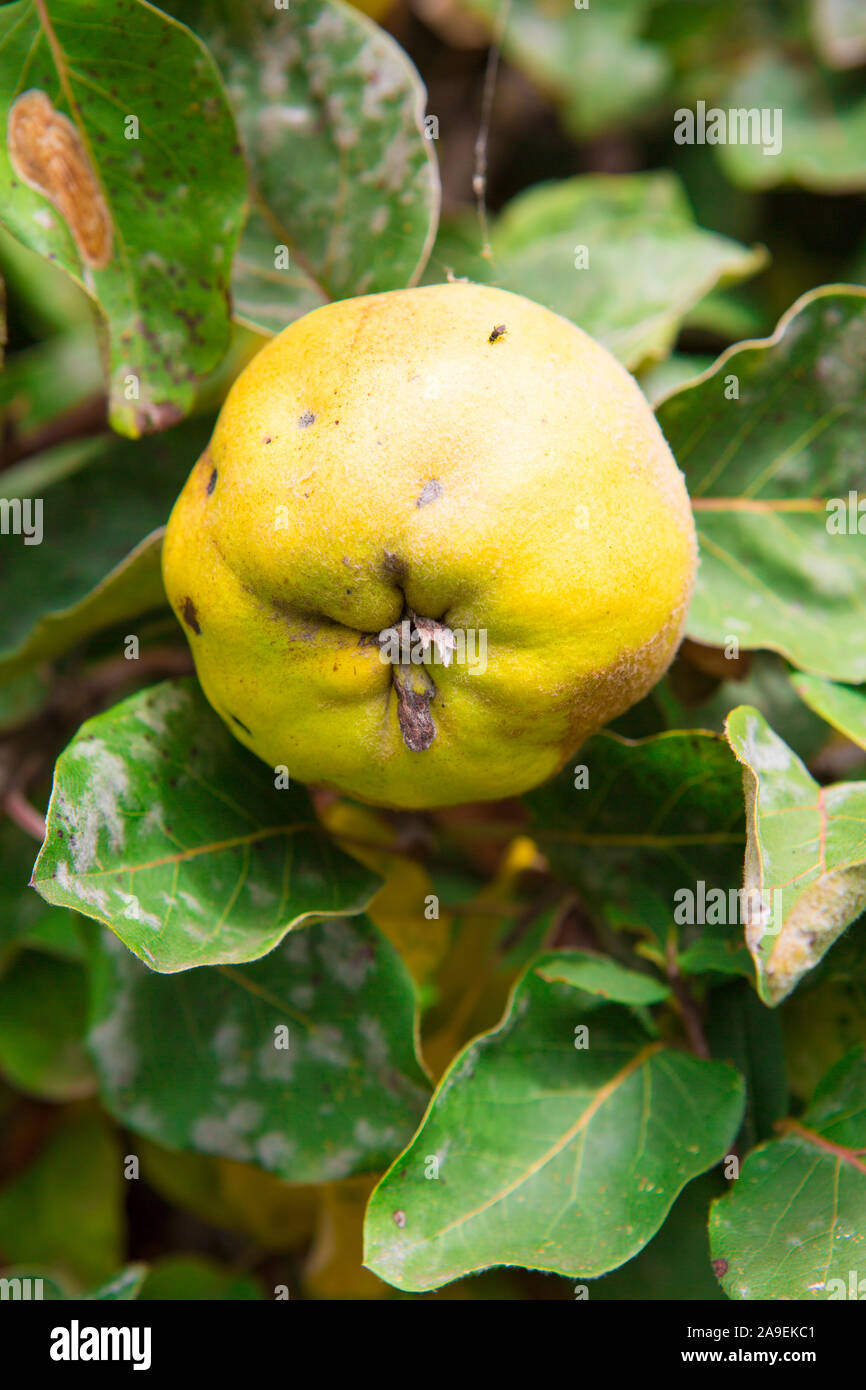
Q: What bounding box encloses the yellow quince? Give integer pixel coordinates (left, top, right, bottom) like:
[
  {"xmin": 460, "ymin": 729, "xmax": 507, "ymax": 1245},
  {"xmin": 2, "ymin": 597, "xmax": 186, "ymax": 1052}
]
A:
[{"xmin": 163, "ymin": 283, "xmax": 696, "ymax": 809}]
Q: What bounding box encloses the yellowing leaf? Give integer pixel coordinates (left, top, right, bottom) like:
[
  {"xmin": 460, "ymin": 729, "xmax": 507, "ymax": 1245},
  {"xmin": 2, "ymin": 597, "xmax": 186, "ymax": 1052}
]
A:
[{"xmin": 304, "ymin": 1175, "xmax": 389, "ymax": 1300}]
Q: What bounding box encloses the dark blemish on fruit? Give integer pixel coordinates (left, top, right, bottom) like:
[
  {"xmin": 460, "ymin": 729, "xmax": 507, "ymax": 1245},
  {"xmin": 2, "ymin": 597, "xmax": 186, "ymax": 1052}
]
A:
[
  {"xmin": 182, "ymin": 598, "xmax": 201, "ymax": 634},
  {"xmin": 263, "ymin": 435, "xmax": 272, "ymax": 444},
  {"xmin": 488, "ymin": 323, "xmax": 507, "ymax": 343},
  {"xmin": 207, "ymin": 468, "xmax": 217, "ymax": 495},
  {"xmin": 230, "ymin": 713, "xmax": 252, "ymax": 735},
  {"xmin": 393, "ymin": 1210, "xmax": 407, "ymax": 1228},
  {"xmin": 382, "ymin": 551, "xmax": 407, "ymax": 582},
  {"xmin": 298, "ymin": 410, "xmax": 316, "ymax": 427},
  {"xmin": 711, "ymin": 1258, "xmax": 728, "ymax": 1279},
  {"xmin": 416, "ymin": 479, "xmax": 443, "ymax": 508}
]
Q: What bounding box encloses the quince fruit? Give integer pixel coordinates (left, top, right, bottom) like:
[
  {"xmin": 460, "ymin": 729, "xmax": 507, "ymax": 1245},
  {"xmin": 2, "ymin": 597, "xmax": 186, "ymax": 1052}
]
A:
[{"xmin": 163, "ymin": 283, "xmax": 696, "ymax": 809}]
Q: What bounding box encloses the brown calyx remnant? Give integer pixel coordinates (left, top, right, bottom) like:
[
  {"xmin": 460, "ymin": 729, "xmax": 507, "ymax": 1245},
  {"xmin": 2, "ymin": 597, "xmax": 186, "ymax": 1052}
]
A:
[
  {"xmin": 379, "ymin": 613, "xmax": 456, "ymax": 753},
  {"xmin": 8, "ymin": 90, "xmax": 113, "ymax": 269},
  {"xmin": 392, "ymin": 663, "xmax": 436, "ymax": 752}
]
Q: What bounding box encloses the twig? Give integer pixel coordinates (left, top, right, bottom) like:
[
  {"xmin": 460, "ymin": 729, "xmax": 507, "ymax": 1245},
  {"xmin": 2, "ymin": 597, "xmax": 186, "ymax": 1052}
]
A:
[
  {"xmin": 1, "ymin": 393, "xmax": 108, "ymax": 471},
  {"xmin": 473, "ymin": 0, "xmax": 511, "ymax": 259},
  {"xmin": 3, "ymin": 788, "xmax": 46, "ymax": 841},
  {"xmin": 666, "ymin": 938, "xmax": 711, "ymax": 1058}
]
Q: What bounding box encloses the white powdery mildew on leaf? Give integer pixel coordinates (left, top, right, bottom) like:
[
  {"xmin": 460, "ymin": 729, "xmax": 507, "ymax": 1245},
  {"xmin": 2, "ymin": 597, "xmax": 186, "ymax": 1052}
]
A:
[
  {"xmin": 247, "ymin": 880, "xmax": 278, "ymax": 909},
  {"xmin": 358, "ymin": 1014, "xmax": 390, "ymax": 1069},
  {"xmin": 90, "ymin": 1002, "xmax": 138, "ymax": 1090},
  {"xmin": 191, "ymin": 1115, "xmax": 253, "ymax": 1162},
  {"xmin": 126, "ymin": 1101, "xmax": 161, "ymax": 1132},
  {"xmin": 742, "ymin": 711, "xmax": 793, "ymax": 775},
  {"xmin": 113, "ymin": 889, "xmax": 162, "ymax": 932},
  {"xmin": 353, "ymin": 1116, "xmax": 397, "ymax": 1149},
  {"xmin": 138, "ymin": 805, "xmax": 164, "ymax": 838},
  {"xmin": 806, "ymin": 551, "xmax": 858, "ymax": 597},
  {"xmin": 63, "ymin": 738, "xmax": 130, "ymax": 870},
  {"xmin": 289, "ymin": 983, "xmax": 315, "ymax": 1010},
  {"xmin": 256, "ymin": 1131, "xmax": 296, "ymax": 1168},
  {"xmin": 307, "ymin": 4, "xmax": 345, "ymax": 50},
  {"xmin": 257, "ymin": 1038, "xmax": 295, "ymax": 1082},
  {"xmin": 317, "ymin": 1147, "xmax": 362, "ymax": 1180},
  {"xmin": 212, "ymin": 1021, "xmax": 250, "ymax": 1087},
  {"xmin": 219, "ymin": 1057, "xmax": 250, "ymax": 1087},
  {"xmin": 256, "ymin": 104, "xmax": 314, "ymax": 153},
  {"xmin": 281, "ymin": 930, "xmax": 312, "ymax": 967},
  {"xmin": 177, "ymin": 890, "xmax": 205, "ymax": 915},
  {"xmin": 325, "ymin": 92, "xmax": 358, "ymax": 151},
  {"xmin": 55, "ymin": 859, "xmax": 110, "ymax": 914},
  {"xmin": 306, "ymin": 1024, "xmax": 352, "ymax": 1068},
  {"xmin": 225, "ymin": 1100, "xmax": 264, "ymax": 1134},
  {"xmin": 212, "ymin": 1020, "xmax": 244, "ymax": 1058},
  {"xmin": 360, "ymin": 126, "xmax": 417, "ymax": 196},
  {"xmin": 133, "ymin": 683, "xmax": 186, "ymax": 736},
  {"xmin": 357, "ymin": 41, "xmax": 407, "ymax": 122},
  {"xmin": 817, "ymin": 309, "xmax": 866, "ymax": 405},
  {"xmin": 441, "ymin": 1047, "xmax": 478, "ymax": 1090},
  {"xmin": 764, "ymin": 865, "xmax": 866, "ymax": 1001},
  {"xmin": 318, "ymin": 920, "xmax": 374, "ymax": 991},
  {"xmin": 258, "ymin": 40, "xmax": 289, "ymax": 101}
]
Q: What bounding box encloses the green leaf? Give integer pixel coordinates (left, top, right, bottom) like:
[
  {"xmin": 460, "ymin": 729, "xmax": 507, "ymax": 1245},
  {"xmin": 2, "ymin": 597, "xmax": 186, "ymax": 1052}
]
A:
[
  {"xmin": 86, "ymin": 1265, "xmax": 147, "ymax": 1300},
  {"xmin": 20, "ymin": 908, "xmax": 86, "ymax": 962},
  {"xmin": 783, "ymin": 968, "xmax": 866, "ymax": 1102},
  {"xmin": 171, "ymin": 0, "xmax": 439, "ymax": 326},
  {"xmin": 0, "ymin": 330, "xmax": 102, "ymax": 444},
  {"xmin": 139, "ymin": 1255, "xmax": 261, "ymax": 1300},
  {"xmin": 364, "ymin": 962, "xmax": 744, "ymax": 1290},
  {"xmin": 230, "ymin": 206, "xmax": 325, "ymax": 337},
  {"xmin": 706, "ymin": 978, "xmax": 789, "ymax": 1151},
  {"xmin": 791, "ymin": 672, "xmax": 866, "ymax": 751},
  {"xmin": 717, "ymin": 52, "xmax": 866, "ymax": 191},
  {"xmin": 34, "ymin": 679, "xmax": 380, "ymax": 971},
  {"xmin": 0, "ymin": 818, "xmax": 46, "ymax": 952},
  {"xmin": 138, "ymin": 1139, "xmax": 318, "ymax": 1248},
  {"xmin": 86, "ymin": 915, "xmax": 430, "ymax": 1183},
  {"xmin": 0, "ymin": 219, "xmax": 92, "ymax": 337},
  {"xmin": 726, "ymin": 705, "xmax": 866, "ymax": 1005},
  {"xmin": 0, "ymin": 1263, "xmax": 146, "ymax": 1300},
  {"xmin": 0, "ymin": 950, "xmax": 95, "ymax": 1100},
  {"xmin": 461, "ymin": 172, "xmax": 764, "ymax": 370},
  {"xmin": 0, "ymin": 1111, "xmax": 124, "ymax": 1287},
  {"xmin": 455, "ymin": 0, "xmax": 669, "ymax": 137},
  {"xmin": 590, "ymin": 1173, "xmax": 726, "ymax": 1300},
  {"xmin": 638, "ymin": 353, "xmax": 715, "ymax": 407},
  {"xmin": 710, "ymin": 1047, "xmax": 866, "ymax": 1299},
  {"xmin": 658, "ymin": 285, "xmax": 866, "ymax": 682},
  {"xmin": 0, "ymin": 417, "xmax": 212, "ymax": 685},
  {"xmin": 0, "ymin": 668, "xmax": 50, "ymax": 732},
  {"xmin": 0, "ymin": 0, "xmax": 247, "ymax": 435},
  {"xmin": 534, "ymin": 950, "xmax": 671, "ymax": 1007},
  {"xmin": 523, "ymin": 729, "xmax": 748, "ymax": 975},
  {"xmin": 656, "ymin": 651, "xmax": 835, "ymax": 767}
]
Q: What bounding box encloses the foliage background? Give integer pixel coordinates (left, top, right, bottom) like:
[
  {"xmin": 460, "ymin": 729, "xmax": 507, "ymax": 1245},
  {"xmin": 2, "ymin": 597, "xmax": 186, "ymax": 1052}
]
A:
[{"xmin": 0, "ymin": 0, "xmax": 864, "ymax": 1301}]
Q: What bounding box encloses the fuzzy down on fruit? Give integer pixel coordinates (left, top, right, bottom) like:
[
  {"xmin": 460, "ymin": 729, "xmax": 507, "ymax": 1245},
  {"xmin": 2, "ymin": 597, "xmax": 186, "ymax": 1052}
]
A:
[{"xmin": 162, "ymin": 282, "xmax": 697, "ymax": 809}]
